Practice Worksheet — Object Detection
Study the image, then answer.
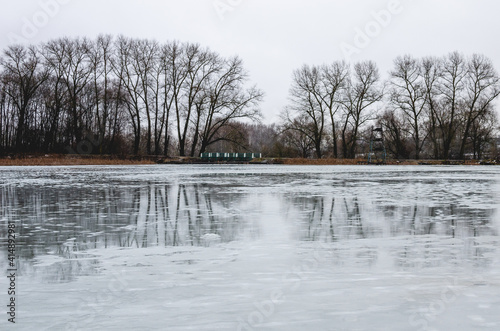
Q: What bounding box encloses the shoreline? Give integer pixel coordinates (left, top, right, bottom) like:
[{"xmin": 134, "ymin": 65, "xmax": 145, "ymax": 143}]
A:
[
  {"xmin": 0, "ymin": 155, "xmax": 492, "ymax": 166},
  {"xmin": 0, "ymin": 155, "xmax": 157, "ymax": 166}
]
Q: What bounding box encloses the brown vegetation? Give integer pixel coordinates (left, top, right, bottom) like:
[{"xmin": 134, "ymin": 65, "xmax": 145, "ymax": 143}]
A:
[
  {"xmin": 280, "ymin": 158, "xmax": 368, "ymax": 165},
  {"xmin": 0, "ymin": 154, "xmax": 156, "ymax": 166},
  {"xmin": 280, "ymin": 158, "xmax": 485, "ymax": 165}
]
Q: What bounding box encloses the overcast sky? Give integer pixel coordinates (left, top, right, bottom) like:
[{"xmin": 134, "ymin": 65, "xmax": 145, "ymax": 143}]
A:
[{"xmin": 1, "ymin": 0, "xmax": 499, "ymax": 122}]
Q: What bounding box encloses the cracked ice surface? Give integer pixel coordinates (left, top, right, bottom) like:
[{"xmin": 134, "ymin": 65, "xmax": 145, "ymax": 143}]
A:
[{"xmin": 0, "ymin": 165, "xmax": 499, "ymax": 330}]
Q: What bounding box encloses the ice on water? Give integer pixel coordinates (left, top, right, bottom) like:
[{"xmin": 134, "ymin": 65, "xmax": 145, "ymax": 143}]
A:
[{"xmin": 0, "ymin": 165, "xmax": 499, "ymax": 330}]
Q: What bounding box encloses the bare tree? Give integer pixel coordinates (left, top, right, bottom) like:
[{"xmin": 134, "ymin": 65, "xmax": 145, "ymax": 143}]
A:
[
  {"xmin": 421, "ymin": 56, "xmax": 443, "ymax": 158},
  {"xmin": 458, "ymin": 54, "xmax": 500, "ymax": 158},
  {"xmin": 281, "ymin": 113, "xmax": 316, "ymax": 158},
  {"xmin": 41, "ymin": 39, "xmax": 72, "ymax": 151},
  {"xmin": 113, "ymin": 36, "xmax": 143, "ymax": 154},
  {"xmin": 287, "ymin": 64, "xmax": 326, "ymax": 158},
  {"xmin": 469, "ymin": 108, "xmax": 497, "ymax": 159},
  {"xmin": 320, "ymin": 62, "xmax": 349, "ymax": 158},
  {"xmin": 340, "ymin": 61, "xmax": 383, "ymax": 158},
  {"xmin": 87, "ymin": 34, "xmax": 117, "ymax": 154},
  {"xmin": 1, "ymin": 45, "xmax": 48, "ymax": 151},
  {"xmin": 176, "ymin": 44, "xmax": 219, "ymax": 156},
  {"xmin": 388, "ymin": 55, "xmax": 427, "ymax": 159},
  {"xmin": 59, "ymin": 37, "xmax": 92, "ymax": 145},
  {"xmin": 125, "ymin": 38, "xmax": 161, "ymax": 155},
  {"xmin": 0, "ymin": 78, "xmax": 8, "ymax": 153},
  {"xmin": 163, "ymin": 41, "xmax": 188, "ymax": 156},
  {"xmin": 378, "ymin": 109, "xmax": 411, "ymax": 159},
  {"xmin": 197, "ymin": 57, "xmax": 263, "ymax": 155},
  {"xmin": 437, "ymin": 52, "xmax": 467, "ymax": 159}
]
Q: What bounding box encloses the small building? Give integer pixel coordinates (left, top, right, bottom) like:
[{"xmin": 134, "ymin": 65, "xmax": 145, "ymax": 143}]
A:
[{"xmin": 200, "ymin": 153, "xmax": 262, "ymax": 162}]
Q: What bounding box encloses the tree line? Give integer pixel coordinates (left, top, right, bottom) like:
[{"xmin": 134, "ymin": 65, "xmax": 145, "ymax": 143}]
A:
[
  {"xmin": 282, "ymin": 53, "xmax": 500, "ymax": 160},
  {"xmin": 1, "ymin": 36, "xmax": 499, "ymax": 160},
  {"xmin": 0, "ymin": 35, "xmax": 263, "ymax": 156}
]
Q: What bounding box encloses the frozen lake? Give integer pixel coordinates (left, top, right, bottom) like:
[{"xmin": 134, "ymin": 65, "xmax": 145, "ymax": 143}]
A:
[{"xmin": 1, "ymin": 165, "xmax": 500, "ymax": 330}]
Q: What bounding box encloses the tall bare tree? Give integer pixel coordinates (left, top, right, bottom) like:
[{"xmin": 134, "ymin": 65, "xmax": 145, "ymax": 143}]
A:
[
  {"xmin": 458, "ymin": 54, "xmax": 500, "ymax": 158},
  {"xmin": 176, "ymin": 44, "xmax": 219, "ymax": 156},
  {"xmin": 87, "ymin": 35, "xmax": 117, "ymax": 153},
  {"xmin": 1, "ymin": 45, "xmax": 48, "ymax": 151},
  {"xmin": 41, "ymin": 39, "xmax": 72, "ymax": 151},
  {"xmin": 59, "ymin": 37, "xmax": 92, "ymax": 145},
  {"xmin": 421, "ymin": 56, "xmax": 443, "ymax": 158},
  {"xmin": 320, "ymin": 62, "xmax": 349, "ymax": 157},
  {"xmin": 113, "ymin": 36, "xmax": 143, "ymax": 154},
  {"xmin": 163, "ymin": 41, "xmax": 188, "ymax": 156},
  {"xmin": 388, "ymin": 55, "xmax": 427, "ymax": 159},
  {"xmin": 340, "ymin": 61, "xmax": 383, "ymax": 158},
  {"xmin": 197, "ymin": 56, "xmax": 263, "ymax": 155},
  {"xmin": 287, "ymin": 64, "xmax": 326, "ymax": 158},
  {"xmin": 437, "ymin": 52, "xmax": 467, "ymax": 159}
]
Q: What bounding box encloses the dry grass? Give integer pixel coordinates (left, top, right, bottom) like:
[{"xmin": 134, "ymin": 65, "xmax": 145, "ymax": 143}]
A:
[
  {"xmin": 0, "ymin": 154, "xmax": 156, "ymax": 166},
  {"xmin": 275, "ymin": 158, "xmax": 484, "ymax": 166},
  {"xmin": 280, "ymin": 158, "xmax": 363, "ymax": 165},
  {"xmin": 0, "ymin": 154, "xmax": 487, "ymax": 166},
  {"xmin": 279, "ymin": 158, "xmax": 417, "ymax": 165}
]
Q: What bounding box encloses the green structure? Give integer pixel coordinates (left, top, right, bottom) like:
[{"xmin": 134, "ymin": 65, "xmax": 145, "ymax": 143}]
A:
[{"xmin": 200, "ymin": 153, "xmax": 262, "ymax": 162}]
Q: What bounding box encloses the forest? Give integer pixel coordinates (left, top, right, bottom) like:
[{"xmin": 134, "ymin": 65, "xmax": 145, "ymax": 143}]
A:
[{"xmin": 1, "ymin": 35, "xmax": 499, "ymax": 160}]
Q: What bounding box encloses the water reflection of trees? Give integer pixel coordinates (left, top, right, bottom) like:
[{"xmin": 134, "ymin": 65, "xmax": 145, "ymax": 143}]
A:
[
  {"xmin": 291, "ymin": 194, "xmax": 496, "ymax": 242},
  {"xmin": 125, "ymin": 184, "xmax": 245, "ymax": 248},
  {"xmin": 292, "ymin": 194, "xmax": 498, "ymax": 270},
  {"xmin": 0, "ymin": 182, "xmax": 247, "ymax": 261}
]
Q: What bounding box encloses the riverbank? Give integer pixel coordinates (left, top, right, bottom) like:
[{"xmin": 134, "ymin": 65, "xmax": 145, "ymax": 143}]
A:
[
  {"xmin": 0, "ymin": 154, "xmax": 157, "ymax": 166},
  {"xmin": 0, "ymin": 154, "xmax": 492, "ymax": 166},
  {"xmin": 279, "ymin": 158, "xmax": 486, "ymax": 166},
  {"xmin": 155, "ymin": 157, "xmax": 486, "ymax": 166}
]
